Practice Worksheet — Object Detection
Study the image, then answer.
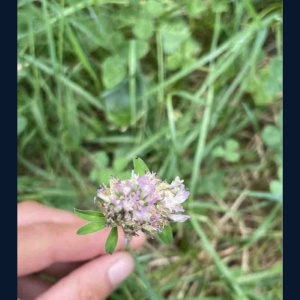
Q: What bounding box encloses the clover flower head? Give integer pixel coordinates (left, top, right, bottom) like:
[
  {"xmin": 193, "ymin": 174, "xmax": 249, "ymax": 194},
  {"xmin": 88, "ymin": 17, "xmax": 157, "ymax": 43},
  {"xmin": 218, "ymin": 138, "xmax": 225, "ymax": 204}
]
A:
[{"xmin": 96, "ymin": 171, "xmax": 190, "ymax": 239}]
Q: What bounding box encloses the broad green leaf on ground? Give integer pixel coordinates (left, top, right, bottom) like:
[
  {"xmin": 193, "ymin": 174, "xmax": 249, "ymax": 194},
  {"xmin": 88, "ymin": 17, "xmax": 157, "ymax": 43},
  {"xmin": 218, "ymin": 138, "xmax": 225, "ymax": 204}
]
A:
[
  {"xmin": 184, "ymin": 0, "xmax": 206, "ymax": 18},
  {"xmin": 74, "ymin": 208, "xmax": 104, "ymax": 222},
  {"xmin": 94, "ymin": 151, "xmax": 110, "ymax": 168},
  {"xmin": 102, "ymin": 80, "xmax": 131, "ymax": 127},
  {"xmin": 119, "ymin": 40, "xmax": 150, "ymax": 60},
  {"xmin": 212, "ymin": 146, "xmax": 226, "ymax": 157},
  {"xmin": 113, "ymin": 157, "xmax": 128, "ymax": 172},
  {"xmin": 77, "ymin": 221, "xmax": 107, "ymax": 235},
  {"xmin": 135, "ymin": 40, "xmax": 150, "ymax": 58},
  {"xmin": 18, "ymin": 116, "xmax": 27, "ymax": 135},
  {"xmin": 166, "ymin": 39, "xmax": 201, "ymax": 70},
  {"xmin": 102, "ymin": 72, "xmax": 144, "ymax": 127},
  {"xmin": 262, "ymin": 125, "xmax": 281, "ymax": 148},
  {"xmin": 105, "ymin": 227, "xmax": 118, "ymax": 254},
  {"xmin": 133, "ymin": 157, "xmax": 149, "ymax": 175},
  {"xmin": 244, "ymin": 56, "xmax": 282, "ymax": 106},
  {"xmin": 133, "ymin": 19, "xmax": 154, "ymax": 40},
  {"xmin": 143, "ymin": 0, "xmax": 164, "ymax": 17},
  {"xmin": 160, "ymin": 20, "xmax": 190, "ymax": 54},
  {"xmin": 102, "ymin": 56, "xmax": 126, "ymax": 89},
  {"xmin": 158, "ymin": 226, "xmax": 173, "ymax": 244}
]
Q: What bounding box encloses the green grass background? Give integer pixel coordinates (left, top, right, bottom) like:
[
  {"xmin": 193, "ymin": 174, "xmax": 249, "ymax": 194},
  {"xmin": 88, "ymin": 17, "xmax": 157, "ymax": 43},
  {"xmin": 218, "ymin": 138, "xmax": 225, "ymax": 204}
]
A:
[{"xmin": 18, "ymin": 0, "xmax": 282, "ymax": 299}]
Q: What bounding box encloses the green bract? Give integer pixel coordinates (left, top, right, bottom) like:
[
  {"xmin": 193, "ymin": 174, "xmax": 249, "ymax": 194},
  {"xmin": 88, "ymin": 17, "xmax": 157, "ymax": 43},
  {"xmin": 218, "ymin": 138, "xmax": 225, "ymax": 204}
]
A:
[
  {"xmin": 105, "ymin": 227, "xmax": 119, "ymax": 254},
  {"xmin": 77, "ymin": 222, "xmax": 107, "ymax": 235}
]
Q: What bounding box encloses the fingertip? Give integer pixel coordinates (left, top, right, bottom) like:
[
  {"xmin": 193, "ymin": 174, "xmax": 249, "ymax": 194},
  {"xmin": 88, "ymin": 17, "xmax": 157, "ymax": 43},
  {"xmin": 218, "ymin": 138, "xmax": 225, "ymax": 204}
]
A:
[
  {"xmin": 37, "ymin": 252, "xmax": 135, "ymax": 300},
  {"xmin": 107, "ymin": 252, "xmax": 135, "ymax": 288}
]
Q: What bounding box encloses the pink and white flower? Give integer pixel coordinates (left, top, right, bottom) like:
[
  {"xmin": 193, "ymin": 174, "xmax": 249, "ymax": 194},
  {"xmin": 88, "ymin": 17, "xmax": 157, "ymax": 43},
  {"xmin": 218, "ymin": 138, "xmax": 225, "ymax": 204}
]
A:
[{"xmin": 96, "ymin": 172, "xmax": 190, "ymax": 239}]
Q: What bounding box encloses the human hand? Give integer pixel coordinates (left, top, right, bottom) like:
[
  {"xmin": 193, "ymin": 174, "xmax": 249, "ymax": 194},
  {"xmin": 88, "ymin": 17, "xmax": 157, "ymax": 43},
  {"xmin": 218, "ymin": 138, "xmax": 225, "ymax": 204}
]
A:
[{"xmin": 18, "ymin": 201, "xmax": 145, "ymax": 300}]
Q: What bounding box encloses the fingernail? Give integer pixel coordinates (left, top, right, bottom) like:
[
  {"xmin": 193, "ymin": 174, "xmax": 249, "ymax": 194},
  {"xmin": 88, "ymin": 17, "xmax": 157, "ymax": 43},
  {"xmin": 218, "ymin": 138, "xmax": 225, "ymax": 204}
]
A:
[{"xmin": 108, "ymin": 256, "xmax": 134, "ymax": 287}]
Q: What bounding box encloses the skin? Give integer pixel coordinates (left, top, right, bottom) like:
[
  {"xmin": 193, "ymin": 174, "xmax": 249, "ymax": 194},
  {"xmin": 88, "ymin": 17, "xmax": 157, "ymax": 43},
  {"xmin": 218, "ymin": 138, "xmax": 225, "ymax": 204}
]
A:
[{"xmin": 18, "ymin": 201, "xmax": 145, "ymax": 300}]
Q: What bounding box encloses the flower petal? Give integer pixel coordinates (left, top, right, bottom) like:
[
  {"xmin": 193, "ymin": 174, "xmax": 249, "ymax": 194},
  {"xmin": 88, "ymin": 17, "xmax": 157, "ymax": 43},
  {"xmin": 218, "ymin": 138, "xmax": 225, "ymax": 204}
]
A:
[{"xmin": 169, "ymin": 214, "xmax": 190, "ymax": 222}]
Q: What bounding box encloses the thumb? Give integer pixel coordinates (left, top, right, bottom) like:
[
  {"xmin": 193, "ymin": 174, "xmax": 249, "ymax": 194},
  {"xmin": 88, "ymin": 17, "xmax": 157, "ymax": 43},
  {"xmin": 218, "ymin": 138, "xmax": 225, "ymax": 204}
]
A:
[{"xmin": 37, "ymin": 252, "xmax": 134, "ymax": 300}]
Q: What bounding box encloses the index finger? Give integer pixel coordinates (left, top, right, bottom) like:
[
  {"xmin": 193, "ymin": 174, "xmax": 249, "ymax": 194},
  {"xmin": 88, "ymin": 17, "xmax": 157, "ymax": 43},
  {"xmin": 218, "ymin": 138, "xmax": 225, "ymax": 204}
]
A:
[
  {"xmin": 18, "ymin": 222, "xmax": 145, "ymax": 277},
  {"xmin": 18, "ymin": 201, "xmax": 80, "ymax": 227}
]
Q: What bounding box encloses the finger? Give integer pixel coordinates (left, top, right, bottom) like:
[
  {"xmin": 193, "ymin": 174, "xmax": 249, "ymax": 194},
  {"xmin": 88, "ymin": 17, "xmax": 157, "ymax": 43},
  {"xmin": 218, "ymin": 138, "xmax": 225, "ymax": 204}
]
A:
[
  {"xmin": 18, "ymin": 275, "xmax": 53, "ymax": 300},
  {"xmin": 18, "ymin": 222, "xmax": 145, "ymax": 276},
  {"xmin": 37, "ymin": 252, "xmax": 134, "ymax": 300},
  {"xmin": 44, "ymin": 262, "xmax": 83, "ymax": 278},
  {"xmin": 18, "ymin": 201, "xmax": 79, "ymax": 226}
]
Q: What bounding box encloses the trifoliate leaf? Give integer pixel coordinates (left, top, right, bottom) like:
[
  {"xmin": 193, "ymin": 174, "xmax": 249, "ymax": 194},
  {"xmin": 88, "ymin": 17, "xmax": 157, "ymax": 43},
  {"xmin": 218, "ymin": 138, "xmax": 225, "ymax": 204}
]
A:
[
  {"xmin": 74, "ymin": 208, "xmax": 104, "ymax": 222},
  {"xmin": 158, "ymin": 226, "xmax": 173, "ymax": 244},
  {"xmin": 133, "ymin": 157, "xmax": 149, "ymax": 175},
  {"xmin": 77, "ymin": 221, "xmax": 106, "ymax": 235},
  {"xmin": 105, "ymin": 227, "xmax": 118, "ymax": 254}
]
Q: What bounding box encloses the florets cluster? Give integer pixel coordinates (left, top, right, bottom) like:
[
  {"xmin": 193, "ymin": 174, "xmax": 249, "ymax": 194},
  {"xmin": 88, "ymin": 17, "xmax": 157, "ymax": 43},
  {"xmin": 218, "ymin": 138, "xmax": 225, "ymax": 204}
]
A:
[{"xmin": 96, "ymin": 172, "xmax": 190, "ymax": 239}]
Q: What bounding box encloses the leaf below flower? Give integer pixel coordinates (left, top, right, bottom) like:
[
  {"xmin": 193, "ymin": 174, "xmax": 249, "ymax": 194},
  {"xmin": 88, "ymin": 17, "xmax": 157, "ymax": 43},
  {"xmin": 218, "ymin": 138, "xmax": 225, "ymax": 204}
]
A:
[
  {"xmin": 105, "ymin": 227, "xmax": 119, "ymax": 254},
  {"xmin": 74, "ymin": 208, "xmax": 104, "ymax": 222},
  {"xmin": 77, "ymin": 221, "xmax": 106, "ymax": 235}
]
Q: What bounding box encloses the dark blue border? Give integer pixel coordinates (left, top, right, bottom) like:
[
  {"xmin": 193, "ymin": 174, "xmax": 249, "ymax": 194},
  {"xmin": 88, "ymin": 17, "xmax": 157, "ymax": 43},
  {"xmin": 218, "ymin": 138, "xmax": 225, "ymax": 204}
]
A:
[
  {"xmin": 283, "ymin": 1, "xmax": 298, "ymax": 299},
  {"xmin": 3, "ymin": 0, "xmax": 17, "ymax": 297}
]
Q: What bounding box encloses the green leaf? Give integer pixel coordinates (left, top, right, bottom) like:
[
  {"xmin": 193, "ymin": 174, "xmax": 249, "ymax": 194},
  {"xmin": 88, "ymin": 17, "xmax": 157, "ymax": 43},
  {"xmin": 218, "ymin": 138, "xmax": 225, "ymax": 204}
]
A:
[
  {"xmin": 136, "ymin": 40, "xmax": 150, "ymax": 58},
  {"xmin": 77, "ymin": 221, "xmax": 106, "ymax": 235},
  {"xmin": 262, "ymin": 125, "xmax": 281, "ymax": 148},
  {"xmin": 166, "ymin": 39, "xmax": 201, "ymax": 70},
  {"xmin": 102, "ymin": 56, "xmax": 126, "ymax": 89},
  {"xmin": 225, "ymin": 139, "xmax": 239, "ymax": 151},
  {"xmin": 158, "ymin": 226, "xmax": 173, "ymax": 244},
  {"xmin": 144, "ymin": 0, "xmax": 164, "ymax": 17},
  {"xmin": 94, "ymin": 151, "xmax": 109, "ymax": 168},
  {"xmin": 133, "ymin": 19, "xmax": 154, "ymax": 40},
  {"xmin": 74, "ymin": 208, "xmax": 104, "ymax": 222},
  {"xmin": 18, "ymin": 116, "xmax": 27, "ymax": 135},
  {"xmin": 113, "ymin": 157, "xmax": 128, "ymax": 172},
  {"xmin": 184, "ymin": 0, "xmax": 206, "ymax": 18},
  {"xmin": 105, "ymin": 227, "xmax": 118, "ymax": 254},
  {"xmin": 133, "ymin": 157, "xmax": 149, "ymax": 175},
  {"xmin": 212, "ymin": 146, "xmax": 225, "ymax": 157},
  {"xmin": 160, "ymin": 20, "xmax": 190, "ymax": 54},
  {"xmin": 225, "ymin": 152, "xmax": 240, "ymax": 162},
  {"xmin": 244, "ymin": 56, "xmax": 282, "ymax": 106},
  {"xmin": 270, "ymin": 180, "xmax": 283, "ymax": 196}
]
